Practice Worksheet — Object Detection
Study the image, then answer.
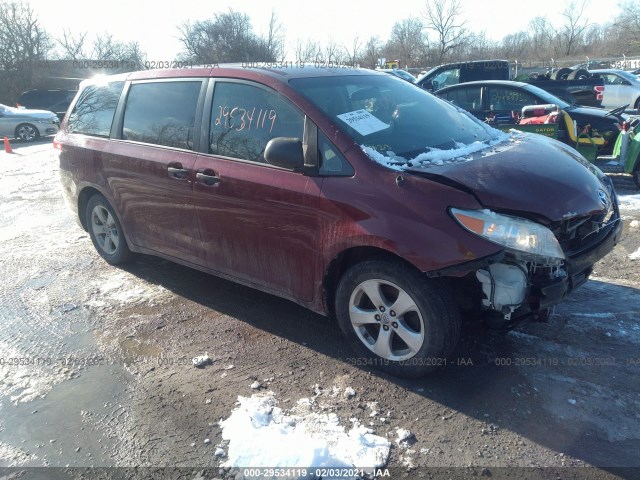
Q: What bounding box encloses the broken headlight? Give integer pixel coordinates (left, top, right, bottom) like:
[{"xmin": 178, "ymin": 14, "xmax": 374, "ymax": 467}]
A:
[{"xmin": 450, "ymin": 208, "xmax": 565, "ymax": 264}]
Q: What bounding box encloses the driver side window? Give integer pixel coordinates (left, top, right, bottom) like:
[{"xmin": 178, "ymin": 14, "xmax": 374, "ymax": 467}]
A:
[{"xmin": 209, "ymin": 82, "xmax": 304, "ymax": 163}]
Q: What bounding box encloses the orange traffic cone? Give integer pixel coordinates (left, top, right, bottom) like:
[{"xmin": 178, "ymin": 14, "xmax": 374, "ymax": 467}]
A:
[{"xmin": 3, "ymin": 136, "xmax": 13, "ymax": 154}]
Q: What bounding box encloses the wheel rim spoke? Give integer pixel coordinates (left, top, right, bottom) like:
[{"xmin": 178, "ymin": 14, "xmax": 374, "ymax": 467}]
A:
[
  {"xmin": 371, "ymin": 327, "xmax": 393, "ymax": 358},
  {"xmin": 394, "ymin": 321, "xmax": 424, "ymax": 354},
  {"xmin": 350, "ymin": 306, "xmax": 379, "ymax": 326},
  {"xmin": 390, "ymin": 290, "xmax": 416, "ymax": 317},
  {"xmin": 359, "ymin": 279, "xmax": 385, "ymax": 307},
  {"xmin": 95, "ymin": 207, "xmax": 108, "ymax": 225}
]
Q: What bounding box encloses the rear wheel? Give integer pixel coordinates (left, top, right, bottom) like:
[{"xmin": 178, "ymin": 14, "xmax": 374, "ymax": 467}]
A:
[
  {"xmin": 86, "ymin": 194, "xmax": 133, "ymax": 265},
  {"xmin": 335, "ymin": 260, "xmax": 460, "ymax": 378},
  {"xmin": 15, "ymin": 123, "xmax": 39, "ymax": 141}
]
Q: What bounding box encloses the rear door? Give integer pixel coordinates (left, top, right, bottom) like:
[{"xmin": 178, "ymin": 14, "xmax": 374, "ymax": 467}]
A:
[
  {"xmin": 193, "ymin": 79, "xmax": 322, "ymax": 301},
  {"xmin": 107, "ymin": 79, "xmax": 207, "ymax": 265}
]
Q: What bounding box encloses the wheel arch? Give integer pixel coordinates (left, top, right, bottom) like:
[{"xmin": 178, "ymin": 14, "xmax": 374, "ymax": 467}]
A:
[{"xmin": 322, "ymin": 246, "xmax": 422, "ymax": 316}]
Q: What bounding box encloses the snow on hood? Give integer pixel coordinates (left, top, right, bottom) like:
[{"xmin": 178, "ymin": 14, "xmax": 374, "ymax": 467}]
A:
[
  {"xmin": 219, "ymin": 393, "xmax": 390, "ymax": 474},
  {"xmin": 361, "ymin": 127, "xmax": 511, "ymax": 171}
]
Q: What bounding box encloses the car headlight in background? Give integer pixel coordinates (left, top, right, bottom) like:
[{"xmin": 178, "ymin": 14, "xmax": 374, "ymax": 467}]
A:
[{"xmin": 450, "ymin": 208, "xmax": 565, "ymax": 263}]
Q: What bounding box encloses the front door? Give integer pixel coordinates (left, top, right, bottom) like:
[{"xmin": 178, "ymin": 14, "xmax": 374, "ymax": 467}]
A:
[{"xmin": 193, "ymin": 80, "xmax": 322, "ymax": 302}]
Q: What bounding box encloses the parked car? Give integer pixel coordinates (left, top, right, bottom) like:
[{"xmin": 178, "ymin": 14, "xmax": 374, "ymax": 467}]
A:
[
  {"xmin": 417, "ymin": 60, "xmax": 605, "ymax": 107},
  {"xmin": 55, "ymin": 66, "xmax": 621, "ymax": 377},
  {"xmin": 17, "ymin": 89, "xmax": 78, "ymax": 121},
  {"xmin": 589, "ymin": 69, "xmax": 640, "ymax": 110},
  {"xmin": 0, "ymin": 103, "xmax": 59, "ymax": 141},
  {"xmin": 378, "ymin": 68, "xmax": 416, "ymax": 83},
  {"xmin": 436, "ymin": 80, "xmax": 625, "ymax": 153}
]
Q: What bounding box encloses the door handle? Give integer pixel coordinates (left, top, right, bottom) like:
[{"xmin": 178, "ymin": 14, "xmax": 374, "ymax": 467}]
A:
[
  {"xmin": 196, "ymin": 170, "xmax": 221, "ymax": 187},
  {"xmin": 168, "ymin": 163, "xmax": 189, "ymax": 180}
]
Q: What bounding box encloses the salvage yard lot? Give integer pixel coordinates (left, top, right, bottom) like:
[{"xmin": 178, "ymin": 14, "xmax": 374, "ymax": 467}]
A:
[{"xmin": 0, "ymin": 140, "xmax": 639, "ymax": 478}]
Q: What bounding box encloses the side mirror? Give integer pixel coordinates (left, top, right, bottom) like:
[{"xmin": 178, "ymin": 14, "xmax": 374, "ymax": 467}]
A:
[{"xmin": 264, "ymin": 137, "xmax": 304, "ymax": 171}]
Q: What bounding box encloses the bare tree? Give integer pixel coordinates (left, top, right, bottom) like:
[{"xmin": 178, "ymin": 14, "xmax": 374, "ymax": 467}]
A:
[
  {"xmin": 555, "ymin": 0, "xmax": 590, "ymax": 56},
  {"xmin": 178, "ymin": 9, "xmax": 271, "ymax": 63},
  {"xmin": 387, "ymin": 18, "xmax": 426, "ymax": 68},
  {"xmin": 608, "ymin": 0, "xmax": 640, "ymax": 54},
  {"xmin": 361, "ymin": 36, "xmax": 383, "ymax": 69},
  {"xmin": 424, "ymin": 0, "xmax": 468, "ymax": 64},
  {"xmin": 343, "ymin": 35, "xmax": 362, "ymax": 66},
  {"xmin": 58, "ymin": 29, "xmax": 88, "ymax": 60},
  {"xmin": 0, "ymin": 1, "xmax": 52, "ymax": 103},
  {"xmin": 294, "ymin": 39, "xmax": 321, "ymax": 63},
  {"xmin": 259, "ymin": 10, "xmax": 285, "ymax": 61},
  {"xmin": 528, "ymin": 16, "xmax": 553, "ymax": 61}
]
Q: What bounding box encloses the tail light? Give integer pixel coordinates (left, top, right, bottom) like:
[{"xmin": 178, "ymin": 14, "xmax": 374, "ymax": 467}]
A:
[
  {"xmin": 594, "ymin": 85, "xmax": 604, "ymax": 101},
  {"xmin": 53, "ymin": 140, "xmax": 62, "ymax": 151}
]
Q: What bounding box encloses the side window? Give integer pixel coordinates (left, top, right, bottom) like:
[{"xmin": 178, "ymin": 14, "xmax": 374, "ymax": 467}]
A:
[
  {"xmin": 488, "ymin": 87, "xmax": 538, "ymax": 112},
  {"xmin": 440, "ymin": 87, "xmax": 482, "ymax": 111},
  {"xmin": 318, "ymin": 131, "xmax": 354, "ymax": 177},
  {"xmin": 209, "ymin": 82, "xmax": 304, "ymax": 163},
  {"xmin": 122, "ymin": 81, "xmax": 202, "ymax": 150},
  {"xmin": 68, "ymin": 81, "xmax": 124, "ymax": 137}
]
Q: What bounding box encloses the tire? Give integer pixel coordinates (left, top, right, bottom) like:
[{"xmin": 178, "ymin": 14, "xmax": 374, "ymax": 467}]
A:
[
  {"xmin": 634, "ymin": 97, "xmax": 640, "ymax": 111},
  {"xmin": 15, "ymin": 123, "xmax": 39, "ymax": 142},
  {"xmin": 86, "ymin": 194, "xmax": 133, "ymax": 265},
  {"xmin": 568, "ymin": 68, "xmax": 590, "ymax": 80},
  {"xmin": 335, "ymin": 260, "xmax": 460, "ymax": 378},
  {"xmin": 551, "ymin": 68, "xmax": 572, "ymax": 81},
  {"xmin": 633, "ymin": 157, "xmax": 640, "ymax": 189}
]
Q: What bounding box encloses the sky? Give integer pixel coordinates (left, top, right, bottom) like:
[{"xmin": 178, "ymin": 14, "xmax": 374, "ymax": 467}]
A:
[{"xmin": 30, "ymin": 0, "xmax": 623, "ymax": 62}]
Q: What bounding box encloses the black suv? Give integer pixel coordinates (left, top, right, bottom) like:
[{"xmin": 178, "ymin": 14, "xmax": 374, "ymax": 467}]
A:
[{"xmin": 17, "ymin": 89, "xmax": 77, "ymax": 121}]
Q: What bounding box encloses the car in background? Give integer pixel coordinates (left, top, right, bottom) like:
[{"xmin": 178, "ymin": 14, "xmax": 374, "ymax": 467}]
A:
[
  {"xmin": 55, "ymin": 66, "xmax": 620, "ymax": 377},
  {"xmin": 436, "ymin": 80, "xmax": 624, "ymax": 153},
  {"xmin": 589, "ymin": 69, "xmax": 640, "ymax": 110},
  {"xmin": 17, "ymin": 89, "xmax": 77, "ymax": 121},
  {"xmin": 0, "ymin": 103, "xmax": 59, "ymax": 141},
  {"xmin": 377, "ymin": 68, "xmax": 416, "ymax": 83}
]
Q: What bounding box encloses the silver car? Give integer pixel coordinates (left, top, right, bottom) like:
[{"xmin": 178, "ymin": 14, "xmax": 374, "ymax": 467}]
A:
[{"xmin": 0, "ymin": 103, "xmax": 60, "ymax": 141}]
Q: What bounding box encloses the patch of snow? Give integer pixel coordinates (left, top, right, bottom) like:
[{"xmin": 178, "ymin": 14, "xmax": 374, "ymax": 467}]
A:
[
  {"xmin": 396, "ymin": 428, "xmax": 413, "ymax": 444},
  {"xmin": 361, "ymin": 130, "xmax": 510, "ymax": 172},
  {"xmin": 568, "ymin": 399, "xmax": 577, "ymax": 405},
  {"xmin": 629, "ymin": 247, "xmax": 640, "ymax": 260},
  {"xmin": 250, "ymin": 381, "xmax": 261, "ymax": 390},
  {"xmin": 618, "ymin": 194, "xmax": 640, "ymax": 212},
  {"xmin": 344, "ymin": 387, "xmax": 356, "ymax": 399},
  {"xmin": 192, "ymin": 353, "xmax": 212, "ymax": 368},
  {"xmin": 630, "ymin": 220, "xmax": 639, "ymax": 228},
  {"xmin": 219, "ymin": 393, "xmax": 390, "ymax": 473},
  {"xmin": 214, "ymin": 447, "xmax": 225, "ymax": 457}
]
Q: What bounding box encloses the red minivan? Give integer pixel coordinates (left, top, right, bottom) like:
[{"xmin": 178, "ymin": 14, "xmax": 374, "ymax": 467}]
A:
[{"xmin": 55, "ymin": 66, "xmax": 622, "ymax": 377}]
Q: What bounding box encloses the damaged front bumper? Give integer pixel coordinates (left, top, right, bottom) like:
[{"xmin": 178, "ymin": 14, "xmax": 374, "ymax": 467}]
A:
[{"xmin": 436, "ymin": 198, "xmax": 623, "ymax": 327}]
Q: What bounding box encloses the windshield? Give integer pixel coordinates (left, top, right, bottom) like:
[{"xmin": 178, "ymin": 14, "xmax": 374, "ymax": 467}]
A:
[
  {"xmin": 617, "ymin": 70, "xmax": 639, "ymax": 83},
  {"xmin": 289, "ymin": 74, "xmax": 505, "ymax": 167}
]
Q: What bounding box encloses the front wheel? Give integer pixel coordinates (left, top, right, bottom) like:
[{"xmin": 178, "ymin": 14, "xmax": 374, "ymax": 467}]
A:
[
  {"xmin": 335, "ymin": 260, "xmax": 460, "ymax": 378},
  {"xmin": 86, "ymin": 194, "xmax": 133, "ymax": 265},
  {"xmin": 15, "ymin": 123, "xmax": 39, "ymax": 141}
]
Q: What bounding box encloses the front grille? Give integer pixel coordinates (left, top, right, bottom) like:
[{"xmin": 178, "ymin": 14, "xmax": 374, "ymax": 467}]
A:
[{"xmin": 550, "ymin": 189, "xmax": 618, "ymax": 258}]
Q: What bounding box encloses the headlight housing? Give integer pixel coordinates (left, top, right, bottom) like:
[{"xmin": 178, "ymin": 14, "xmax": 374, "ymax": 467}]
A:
[{"xmin": 451, "ymin": 208, "xmax": 565, "ymax": 263}]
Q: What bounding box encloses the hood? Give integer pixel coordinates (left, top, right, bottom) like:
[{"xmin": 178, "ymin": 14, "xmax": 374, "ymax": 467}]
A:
[
  {"xmin": 564, "ymin": 105, "xmax": 620, "ymax": 131},
  {"xmin": 415, "ymin": 133, "xmax": 610, "ymax": 222}
]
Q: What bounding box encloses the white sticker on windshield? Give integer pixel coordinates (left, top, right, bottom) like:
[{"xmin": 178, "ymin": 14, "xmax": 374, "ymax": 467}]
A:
[{"xmin": 337, "ymin": 110, "xmax": 390, "ymax": 136}]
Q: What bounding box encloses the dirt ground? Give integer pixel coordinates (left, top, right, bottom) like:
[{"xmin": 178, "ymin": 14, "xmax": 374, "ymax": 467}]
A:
[{"xmin": 0, "ymin": 140, "xmax": 639, "ymax": 480}]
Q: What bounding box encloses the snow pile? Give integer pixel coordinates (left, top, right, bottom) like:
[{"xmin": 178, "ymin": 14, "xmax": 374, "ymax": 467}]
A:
[
  {"xmin": 219, "ymin": 393, "xmax": 390, "ymax": 474},
  {"xmin": 361, "ymin": 129, "xmax": 510, "ymax": 171},
  {"xmin": 618, "ymin": 194, "xmax": 640, "ymax": 212},
  {"xmin": 629, "ymin": 247, "xmax": 640, "ymax": 261}
]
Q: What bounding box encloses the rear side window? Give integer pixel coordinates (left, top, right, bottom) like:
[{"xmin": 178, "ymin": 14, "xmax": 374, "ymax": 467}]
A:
[
  {"xmin": 209, "ymin": 82, "xmax": 304, "ymax": 163},
  {"xmin": 68, "ymin": 82, "xmax": 124, "ymax": 137},
  {"xmin": 122, "ymin": 81, "xmax": 202, "ymax": 150},
  {"xmin": 439, "ymin": 87, "xmax": 482, "ymax": 111}
]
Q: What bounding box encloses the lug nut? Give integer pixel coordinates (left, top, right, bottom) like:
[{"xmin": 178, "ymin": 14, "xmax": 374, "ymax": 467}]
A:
[
  {"xmin": 390, "ymin": 310, "xmax": 396, "ymax": 317},
  {"xmin": 375, "ymin": 314, "xmax": 381, "ymax": 321},
  {"xmin": 392, "ymin": 321, "xmax": 398, "ymax": 329},
  {"xmin": 382, "ymin": 325, "xmax": 390, "ymax": 331},
  {"xmin": 379, "ymin": 306, "xmax": 386, "ymax": 312}
]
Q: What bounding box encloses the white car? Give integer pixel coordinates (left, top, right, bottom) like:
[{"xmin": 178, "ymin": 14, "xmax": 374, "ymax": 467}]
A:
[
  {"xmin": 589, "ymin": 69, "xmax": 640, "ymax": 110},
  {"xmin": 0, "ymin": 103, "xmax": 59, "ymax": 141}
]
